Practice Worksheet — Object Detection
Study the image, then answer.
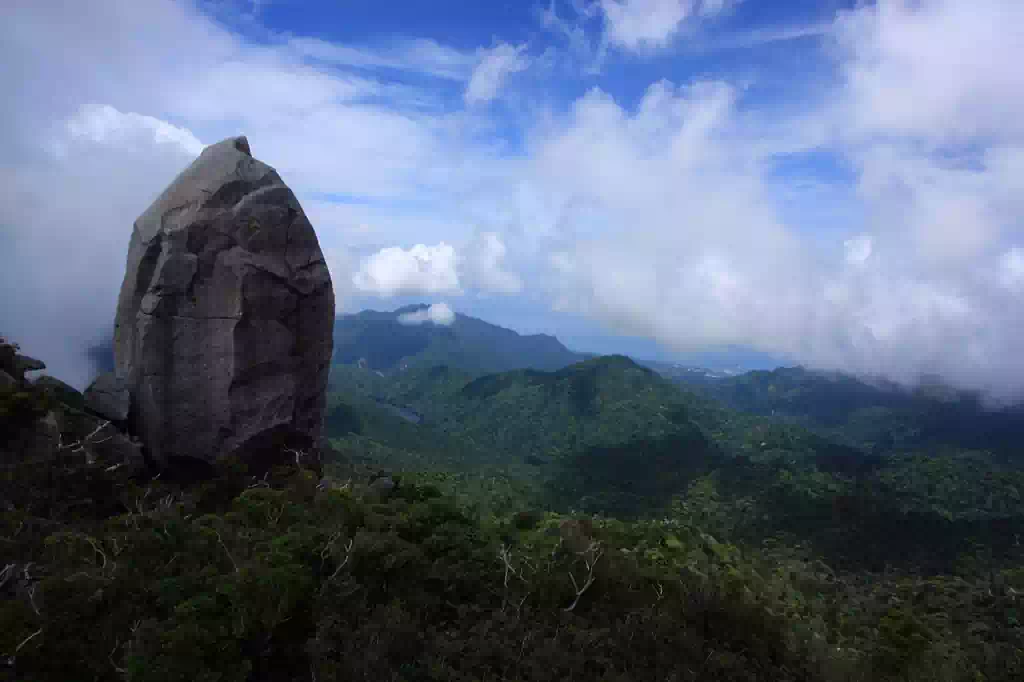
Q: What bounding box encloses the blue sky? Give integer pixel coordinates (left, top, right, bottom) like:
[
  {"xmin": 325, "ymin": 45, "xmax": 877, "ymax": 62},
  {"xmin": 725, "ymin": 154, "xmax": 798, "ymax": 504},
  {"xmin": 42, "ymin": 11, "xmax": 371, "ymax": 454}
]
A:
[{"xmin": 3, "ymin": 0, "xmax": 1024, "ymax": 398}]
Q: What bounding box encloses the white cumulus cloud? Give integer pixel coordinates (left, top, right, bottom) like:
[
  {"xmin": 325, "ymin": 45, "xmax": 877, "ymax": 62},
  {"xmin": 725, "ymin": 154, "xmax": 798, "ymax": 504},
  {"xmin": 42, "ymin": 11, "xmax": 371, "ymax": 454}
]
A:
[
  {"xmin": 599, "ymin": 0, "xmax": 735, "ymax": 52},
  {"xmin": 60, "ymin": 103, "xmax": 205, "ymax": 156},
  {"xmin": 352, "ymin": 243, "xmax": 461, "ymax": 297}
]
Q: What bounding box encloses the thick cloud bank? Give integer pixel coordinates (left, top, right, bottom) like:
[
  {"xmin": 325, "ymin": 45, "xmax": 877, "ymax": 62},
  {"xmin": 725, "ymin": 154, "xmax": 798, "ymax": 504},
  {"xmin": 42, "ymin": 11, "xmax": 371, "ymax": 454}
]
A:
[{"xmin": 3, "ymin": 0, "xmax": 1024, "ymax": 402}]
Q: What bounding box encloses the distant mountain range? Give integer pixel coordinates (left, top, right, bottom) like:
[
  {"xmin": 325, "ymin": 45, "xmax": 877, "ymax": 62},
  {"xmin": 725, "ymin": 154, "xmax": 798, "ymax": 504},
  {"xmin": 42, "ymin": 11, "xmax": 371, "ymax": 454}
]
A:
[
  {"xmin": 635, "ymin": 359, "xmax": 744, "ymax": 382},
  {"xmin": 333, "ymin": 304, "xmax": 589, "ymax": 374},
  {"xmin": 671, "ymin": 365, "xmax": 1024, "ymax": 457},
  {"xmin": 91, "ymin": 304, "xmax": 1024, "ymax": 460}
]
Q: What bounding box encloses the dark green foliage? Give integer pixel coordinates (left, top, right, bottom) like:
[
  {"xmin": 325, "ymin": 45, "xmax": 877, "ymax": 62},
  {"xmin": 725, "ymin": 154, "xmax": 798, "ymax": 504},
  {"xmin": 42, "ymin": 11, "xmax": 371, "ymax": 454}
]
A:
[
  {"xmin": 323, "ymin": 399, "xmax": 363, "ymax": 436},
  {"xmin": 4, "ymin": 334, "xmax": 1024, "ymax": 681},
  {"xmin": 0, "ymin": 385, "xmax": 53, "ymax": 434},
  {"xmin": 2, "ymin": 455, "xmax": 844, "ymax": 682}
]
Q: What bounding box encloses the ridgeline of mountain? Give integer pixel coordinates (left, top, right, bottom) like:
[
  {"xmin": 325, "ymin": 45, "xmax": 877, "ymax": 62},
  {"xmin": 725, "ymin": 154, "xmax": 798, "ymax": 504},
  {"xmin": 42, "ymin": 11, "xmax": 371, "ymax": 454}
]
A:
[{"xmin": 333, "ymin": 304, "xmax": 588, "ymax": 374}]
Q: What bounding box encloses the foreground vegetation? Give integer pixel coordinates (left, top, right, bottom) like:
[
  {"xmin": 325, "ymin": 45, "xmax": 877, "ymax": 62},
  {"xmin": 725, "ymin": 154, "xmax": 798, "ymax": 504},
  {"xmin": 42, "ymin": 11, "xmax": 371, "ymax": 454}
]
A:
[{"xmin": 3, "ymin": 336, "xmax": 1023, "ymax": 680}]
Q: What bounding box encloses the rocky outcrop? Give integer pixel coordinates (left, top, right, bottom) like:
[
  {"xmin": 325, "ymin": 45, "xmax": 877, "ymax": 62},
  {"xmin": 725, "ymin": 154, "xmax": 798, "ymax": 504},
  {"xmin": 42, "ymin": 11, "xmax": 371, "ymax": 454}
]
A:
[
  {"xmin": 0, "ymin": 343, "xmax": 46, "ymax": 383},
  {"xmin": 113, "ymin": 136, "xmax": 334, "ymax": 468},
  {"xmin": 16, "ymin": 354, "xmax": 45, "ymax": 375},
  {"xmin": 83, "ymin": 372, "xmax": 131, "ymax": 422}
]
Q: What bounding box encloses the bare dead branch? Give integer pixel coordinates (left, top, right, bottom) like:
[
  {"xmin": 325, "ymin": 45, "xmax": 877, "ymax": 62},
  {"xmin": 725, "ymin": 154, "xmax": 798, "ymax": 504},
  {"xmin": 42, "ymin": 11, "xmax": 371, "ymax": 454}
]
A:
[
  {"xmin": 26, "ymin": 583, "xmax": 40, "ymax": 616},
  {"xmin": 213, "ymin": 529, "xmax": 239, "ymax": 574},
  {"xmin": 286, "ymin": 448, "xmax": 308, "ymax": 469},
  {"xmin": 109, "ymin": 639, "xmax": 127, "ymax": 675},
  {"xmin": 135, "ymin": 487, "xmax": 152, "ymax": 515},
  {"xmin": 11, "ymin": 627, "xmax": 43, "ymax": 661},
  {"xmin": 60, "ymin": 421, "xmax": 112, "ymax": 465},
  {"xmin": 85, "ymin": 537, "xmax": 109, "ymax": 570},
  {"xmin": 320, "ymin": 531, "xmax": 342, "ymax": 569},
  {"xmin": 329, "ymin": 539, "xmax": 354, "ymax": 580},
  {"xmin": 563, "ymin": 541, "xmax": 603, "ymax": 612},
  {"xmin": 15, "ymin": 627, "xmax": 43, "ymax": 651},
  {"xmin": 0, "ymin": 519, "xmax": 25, "ymax": 544}
]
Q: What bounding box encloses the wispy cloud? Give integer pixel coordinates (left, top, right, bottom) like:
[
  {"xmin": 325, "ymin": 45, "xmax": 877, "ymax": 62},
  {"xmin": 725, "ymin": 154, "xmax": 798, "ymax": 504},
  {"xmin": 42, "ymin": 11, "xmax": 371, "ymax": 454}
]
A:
[
  {"xmin": 287, "ymin": 36, "xmax": 478, "ymax": 81},
  {"xmin": 705, "ymin": 21, "xmax": 833, "ymax": 51},
  {"xmin": 464, "ymin": 43, "xmax": 531, "ymax": 106}
]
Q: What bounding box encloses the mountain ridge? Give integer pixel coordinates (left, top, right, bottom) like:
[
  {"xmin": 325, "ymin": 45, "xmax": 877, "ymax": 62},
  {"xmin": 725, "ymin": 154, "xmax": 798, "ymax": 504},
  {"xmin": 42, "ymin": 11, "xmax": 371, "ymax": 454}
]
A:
[{"xmin": 333, "ymin": 304, "xmax": 589, "ymax": 375}]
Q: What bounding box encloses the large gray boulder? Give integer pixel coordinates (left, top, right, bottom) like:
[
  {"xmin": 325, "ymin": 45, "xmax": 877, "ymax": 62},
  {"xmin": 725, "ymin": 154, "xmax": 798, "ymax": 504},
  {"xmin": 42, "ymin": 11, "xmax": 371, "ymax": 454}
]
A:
[{"xmin": 113, "ymin": 136, "xmax": 334, "ymax": 468}]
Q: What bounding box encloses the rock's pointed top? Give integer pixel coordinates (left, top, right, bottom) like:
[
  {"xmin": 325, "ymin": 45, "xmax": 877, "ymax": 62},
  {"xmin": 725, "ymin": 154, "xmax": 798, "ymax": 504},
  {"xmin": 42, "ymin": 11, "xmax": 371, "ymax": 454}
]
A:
[
  {"xmin": 199, "ymin": 135, "xmax": 251, "ymax": 158},
  {"xmin": 231, "ymin": 136, "xmax": 251, "ymax": 156}
]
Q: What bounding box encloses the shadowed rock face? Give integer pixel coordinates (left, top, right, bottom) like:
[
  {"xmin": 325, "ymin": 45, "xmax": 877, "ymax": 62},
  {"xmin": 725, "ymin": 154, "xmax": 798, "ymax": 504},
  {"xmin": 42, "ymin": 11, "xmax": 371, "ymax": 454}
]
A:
[{"xmin": 113, "ymin": 136, "xmax": 334, "ymax": 467}]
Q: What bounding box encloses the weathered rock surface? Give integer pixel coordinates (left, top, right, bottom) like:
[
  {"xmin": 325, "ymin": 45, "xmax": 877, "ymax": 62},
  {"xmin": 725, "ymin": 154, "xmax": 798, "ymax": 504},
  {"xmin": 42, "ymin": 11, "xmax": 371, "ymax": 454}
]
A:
[
  {"xmin": 113, "ymin": 136, "xmax": 334, "ymax": 467},
  {"xmin": 83, "ymin": 372, "xmax": 131, "ymax": 422}
]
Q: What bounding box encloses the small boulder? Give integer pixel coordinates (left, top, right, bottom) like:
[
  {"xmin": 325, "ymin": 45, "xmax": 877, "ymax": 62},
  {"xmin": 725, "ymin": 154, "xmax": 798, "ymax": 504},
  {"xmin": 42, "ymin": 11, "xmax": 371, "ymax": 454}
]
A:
[{"xmin": 83, "ymin": 372, "xmax": 131, "ymax": 422}]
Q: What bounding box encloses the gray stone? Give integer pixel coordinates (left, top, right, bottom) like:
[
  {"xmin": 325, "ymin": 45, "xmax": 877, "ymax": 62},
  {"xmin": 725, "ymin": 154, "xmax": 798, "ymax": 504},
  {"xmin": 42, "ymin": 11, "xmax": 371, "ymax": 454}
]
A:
[
  {"xmin": 0, "ymin": 369, "xmax": 15, "ymax": 390},
  {"xmin": 83, "ymin": 372, "xmax": 131, "ymax": 422},
  {"xmin": 113, "ymin": 136, "xmax": 334, "ymax": 467}
]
